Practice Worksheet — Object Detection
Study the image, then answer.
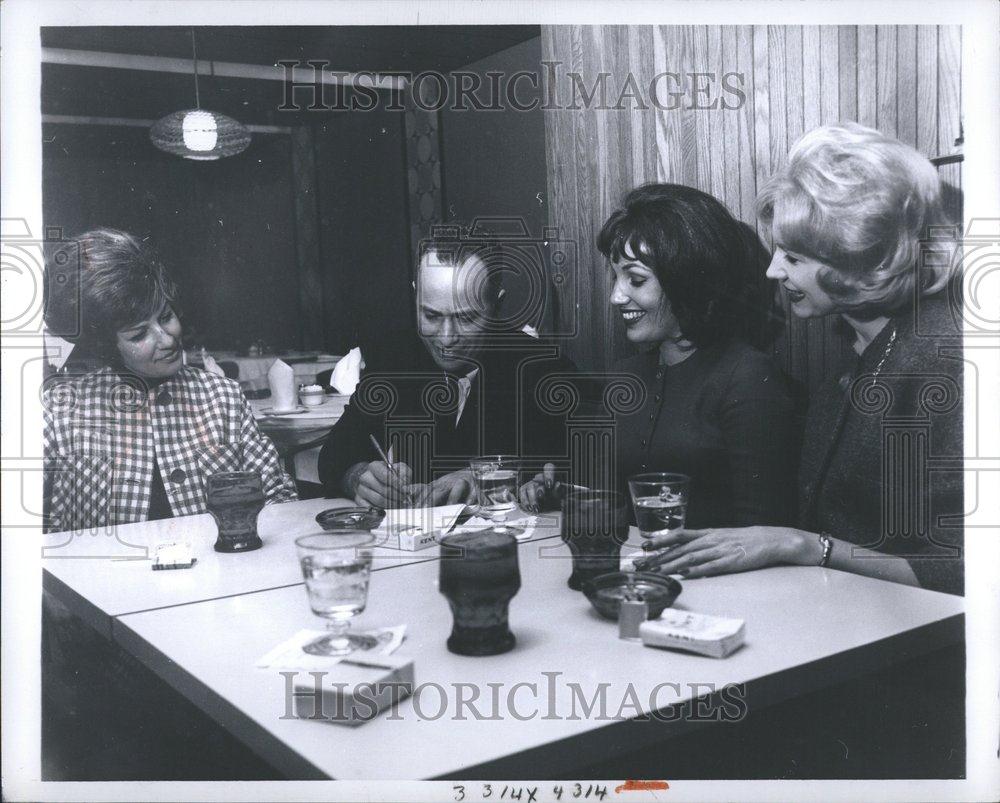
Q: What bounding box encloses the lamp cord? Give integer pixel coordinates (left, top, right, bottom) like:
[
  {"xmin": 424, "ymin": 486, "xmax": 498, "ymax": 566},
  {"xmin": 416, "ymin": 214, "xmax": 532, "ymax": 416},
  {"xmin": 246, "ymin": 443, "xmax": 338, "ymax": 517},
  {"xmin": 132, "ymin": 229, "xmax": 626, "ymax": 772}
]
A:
[{"xmin": 191, "ymin": 29, "xmax": 201, "ymax": 109}]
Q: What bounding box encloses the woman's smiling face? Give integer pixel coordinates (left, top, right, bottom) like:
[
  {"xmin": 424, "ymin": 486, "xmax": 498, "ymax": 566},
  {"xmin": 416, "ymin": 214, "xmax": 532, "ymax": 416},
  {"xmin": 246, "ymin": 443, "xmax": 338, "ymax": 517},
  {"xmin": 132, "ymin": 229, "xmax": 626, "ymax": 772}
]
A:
[
  {"xmin": 765, "ymin": 244, "xmax": 840, "ymax": 318},
  {"xmin": 115, "ymin": 302, "xmax": 183, "ymax": 379},
  {"xmin": 608, "ymin": 244, "xmax": 682, "ymax": 346}
]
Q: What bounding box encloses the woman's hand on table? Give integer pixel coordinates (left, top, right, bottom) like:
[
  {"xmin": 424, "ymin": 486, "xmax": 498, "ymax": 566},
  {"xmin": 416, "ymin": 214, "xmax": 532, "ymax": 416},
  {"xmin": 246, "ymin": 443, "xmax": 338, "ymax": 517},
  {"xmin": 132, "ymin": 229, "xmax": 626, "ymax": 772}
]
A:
[
  {"xmin": 406, "ymin": 470, "xmax": 476, "ymax": 507},
  {"xmin": 641, "ymin": 526, "xmax": 821, "ymax": 577}
]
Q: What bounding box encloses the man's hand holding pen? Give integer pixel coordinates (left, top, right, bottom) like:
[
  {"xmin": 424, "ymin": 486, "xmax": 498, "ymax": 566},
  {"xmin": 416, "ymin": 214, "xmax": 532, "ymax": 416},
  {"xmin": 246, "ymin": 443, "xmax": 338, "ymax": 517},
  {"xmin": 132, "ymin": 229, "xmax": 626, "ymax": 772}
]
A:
[{"xmin": 353, "ymin": 459, "xmax": 415, "ymax": 509}]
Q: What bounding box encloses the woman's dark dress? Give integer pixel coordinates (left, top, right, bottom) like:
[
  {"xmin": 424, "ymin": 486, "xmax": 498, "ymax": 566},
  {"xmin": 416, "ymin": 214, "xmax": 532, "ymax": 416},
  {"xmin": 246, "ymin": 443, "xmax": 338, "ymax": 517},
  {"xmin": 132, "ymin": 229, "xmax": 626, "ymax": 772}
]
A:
[
  {"xmin": 798, "ymin": 293, "xmax": 964, "ymax": 595},
  {"xmin": 615, "ymin": 339, "xmax": 800, "ymax": 528}
]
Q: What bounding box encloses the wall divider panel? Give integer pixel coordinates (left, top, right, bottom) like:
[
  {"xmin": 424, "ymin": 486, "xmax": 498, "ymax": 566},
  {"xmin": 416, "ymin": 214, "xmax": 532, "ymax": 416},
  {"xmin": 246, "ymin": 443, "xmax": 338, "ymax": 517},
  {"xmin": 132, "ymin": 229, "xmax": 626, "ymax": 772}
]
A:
[{"xmin": 541, "ymin": 25, "xmax": 962, "ymax": 384}]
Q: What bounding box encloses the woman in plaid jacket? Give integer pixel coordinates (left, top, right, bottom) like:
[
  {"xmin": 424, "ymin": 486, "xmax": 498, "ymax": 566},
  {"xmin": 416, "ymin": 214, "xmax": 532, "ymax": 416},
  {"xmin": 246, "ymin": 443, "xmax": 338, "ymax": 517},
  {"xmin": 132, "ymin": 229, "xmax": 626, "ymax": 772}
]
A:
[{"xmin": 43, "ymin": 228, "xmax": 297, "ymax": 532}]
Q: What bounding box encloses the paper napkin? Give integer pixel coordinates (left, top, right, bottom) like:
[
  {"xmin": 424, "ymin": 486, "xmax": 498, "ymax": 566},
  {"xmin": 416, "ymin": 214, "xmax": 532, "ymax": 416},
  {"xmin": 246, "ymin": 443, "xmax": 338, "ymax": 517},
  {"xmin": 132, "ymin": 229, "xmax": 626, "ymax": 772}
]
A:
[
  {"xmin": 267, "ymin": 358, "xmax": 297, "ymax": 411},
  {"xmin": 331, "ymin": 346, "xmax": 363, "ymax": 395},
  {"xmin": 256, "ymin": 625, "xmax": 406, "ymax": 671}
]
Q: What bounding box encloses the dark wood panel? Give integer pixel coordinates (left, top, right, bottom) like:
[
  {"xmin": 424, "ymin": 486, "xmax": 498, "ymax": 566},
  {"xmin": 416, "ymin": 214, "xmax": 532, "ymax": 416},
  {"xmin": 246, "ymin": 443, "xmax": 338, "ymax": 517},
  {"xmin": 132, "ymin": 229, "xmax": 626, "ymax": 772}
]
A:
[
  {"xmin": 735, "ymin": 26, "xmax": 758, "ymax": 225},
  {"xmin": 541, "ymin": 27, "xmax": 579, "ymax": 352},
  {"xmin": 838, "ymin": 27, "xmax": 858, "ymax": 123},
  {"xmin": 751, "ymin": 25, "xmax": 772, "ymax": 237},
  {"xmin": 916, "ymin": 27, "xmax": 939, "ymax": 155},
  {"xmin": 897, "ymin": 26, "xmax": 918, "ymax": 148},
  {"xmin": 857, "ymin": 26, "xmax": 878, "ymax": 128},
  {"xmin": 541, "ymin": 24, "xmax": 962, "ymax": 385},
  {"xmin": 877, "ymin": 26, "xmax": 898, "ymax": 137},
  {"xmin": 937, "ymin": 26, "xmax": 962, "ymax": 155}
]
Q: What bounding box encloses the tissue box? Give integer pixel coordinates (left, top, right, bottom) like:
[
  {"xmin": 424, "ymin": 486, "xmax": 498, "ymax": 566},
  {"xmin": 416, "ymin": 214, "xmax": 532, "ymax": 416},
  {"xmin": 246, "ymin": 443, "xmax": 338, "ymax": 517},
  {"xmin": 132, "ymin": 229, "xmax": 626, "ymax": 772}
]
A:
[{"xmin": 291, "ymin": 653, "xmax": 415, "ymax": 726}]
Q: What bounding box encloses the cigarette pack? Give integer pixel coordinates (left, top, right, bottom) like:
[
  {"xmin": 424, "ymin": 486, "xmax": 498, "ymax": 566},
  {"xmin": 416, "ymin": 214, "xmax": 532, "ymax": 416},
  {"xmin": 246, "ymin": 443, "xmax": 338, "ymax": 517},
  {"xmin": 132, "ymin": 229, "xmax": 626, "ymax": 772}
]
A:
[
  {"xmin": 382, "ymin": 526, "xmax": 441, "ymax": 552},
  {"xmin": 291, "ymin": 653, "xmax": 415, "ymax": 726},
  {"xmin": 639, "ymin": 609, "xmax": 746, "ymax": 658},
  {"xmin": 152, "ymin": 542, "xmax": 196, "ymax": 570},
  {"xmin": 374, "ymin": 504, "xmax": 466, "ymax": 552}
]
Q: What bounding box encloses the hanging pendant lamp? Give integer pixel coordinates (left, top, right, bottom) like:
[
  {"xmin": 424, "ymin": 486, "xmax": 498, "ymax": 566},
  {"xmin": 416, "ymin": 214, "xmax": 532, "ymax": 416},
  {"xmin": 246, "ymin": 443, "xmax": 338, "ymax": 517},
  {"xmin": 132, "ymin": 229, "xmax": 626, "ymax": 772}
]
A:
[{"xmin": 150, "ymin": 30, "xmax": 251, "ymax": 160}]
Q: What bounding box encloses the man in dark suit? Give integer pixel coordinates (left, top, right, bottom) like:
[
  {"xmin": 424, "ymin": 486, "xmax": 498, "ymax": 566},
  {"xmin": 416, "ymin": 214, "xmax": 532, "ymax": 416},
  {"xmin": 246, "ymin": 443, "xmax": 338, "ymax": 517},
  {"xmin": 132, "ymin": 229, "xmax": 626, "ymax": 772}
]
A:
[{"xmin": 318, "ymin": 234, "xmax": 577, "ymax": 507}]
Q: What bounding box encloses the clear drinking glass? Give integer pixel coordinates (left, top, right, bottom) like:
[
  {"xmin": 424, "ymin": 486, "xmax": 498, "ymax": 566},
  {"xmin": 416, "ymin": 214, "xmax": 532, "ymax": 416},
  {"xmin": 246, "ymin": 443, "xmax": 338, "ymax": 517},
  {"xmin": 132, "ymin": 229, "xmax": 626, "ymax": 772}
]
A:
[
  {"xmin": 627, "ymin": 472, "xmax": 690, "ymax": 539},
  {"xmin": 469, "ymin": 455, "xmax": 521, "ymax": 527},
  {"xmin": 295, "ymin": 531, "xmax": 377, "ymax": 656}
]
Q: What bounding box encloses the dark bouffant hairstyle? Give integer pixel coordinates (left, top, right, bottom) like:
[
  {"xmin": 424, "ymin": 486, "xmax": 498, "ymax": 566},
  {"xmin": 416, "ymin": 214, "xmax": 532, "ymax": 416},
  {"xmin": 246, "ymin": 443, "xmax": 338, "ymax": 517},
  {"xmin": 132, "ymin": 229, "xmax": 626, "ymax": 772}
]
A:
[{"xmin": 598, "ymin": 183, "xmax": 777, "ymax": 349}]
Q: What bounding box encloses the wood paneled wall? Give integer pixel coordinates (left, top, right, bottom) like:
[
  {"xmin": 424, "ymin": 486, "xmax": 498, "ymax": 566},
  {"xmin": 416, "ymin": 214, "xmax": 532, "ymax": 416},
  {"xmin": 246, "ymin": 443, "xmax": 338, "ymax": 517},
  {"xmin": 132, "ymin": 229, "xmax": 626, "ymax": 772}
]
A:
[{"xmin": 542, "ymin": 25, "xmax": 962, "ymax": 384}]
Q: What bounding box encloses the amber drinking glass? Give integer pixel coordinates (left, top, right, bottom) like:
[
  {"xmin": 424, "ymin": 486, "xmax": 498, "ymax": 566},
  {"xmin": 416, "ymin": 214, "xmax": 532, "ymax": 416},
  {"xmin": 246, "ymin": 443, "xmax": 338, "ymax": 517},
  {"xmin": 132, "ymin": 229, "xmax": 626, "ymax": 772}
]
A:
[
  {"xmin": 560, "ymin": 489, "xmax": 629, "ymax": 591},
  {"xmin": 205, "ymin": 471, "xmax": 265, "ymax": 553},
  {"xmin": 439, "ymin": 528, "xmax": 521, "ymax": 656}
]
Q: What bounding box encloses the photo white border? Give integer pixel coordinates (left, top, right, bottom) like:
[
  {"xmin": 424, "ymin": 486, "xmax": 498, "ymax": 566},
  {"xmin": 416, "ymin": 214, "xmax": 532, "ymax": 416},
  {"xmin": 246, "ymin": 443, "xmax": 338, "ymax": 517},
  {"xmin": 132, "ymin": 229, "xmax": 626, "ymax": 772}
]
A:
[{"xmin": 2, "ymin": 1, "xmax": 997, "ymax": 801}]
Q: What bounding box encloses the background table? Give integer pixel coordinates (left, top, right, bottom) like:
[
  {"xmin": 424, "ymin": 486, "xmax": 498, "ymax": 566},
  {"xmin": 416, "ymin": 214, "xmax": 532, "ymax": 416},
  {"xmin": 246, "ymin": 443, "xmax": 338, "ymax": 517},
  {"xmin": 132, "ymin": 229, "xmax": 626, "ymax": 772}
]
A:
[
  {"xmin": 188, "ymin": 351, "xmax": 342, "ymax": 391},
  {"xmin": 250, "ymin": 395, "xmax": 349, "ymax": 483},
  {"xmin": 104, "ymin": 530, "xmax": 963, "ymax": 780}
]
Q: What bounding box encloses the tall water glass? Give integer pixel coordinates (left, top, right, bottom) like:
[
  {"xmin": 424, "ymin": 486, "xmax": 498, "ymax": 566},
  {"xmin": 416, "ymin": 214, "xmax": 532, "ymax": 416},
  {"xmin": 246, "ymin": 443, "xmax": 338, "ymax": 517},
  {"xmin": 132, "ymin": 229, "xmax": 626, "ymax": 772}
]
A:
[
  {"xmin": 627, "ymin": 473, "xmax": 690, "ymax": 539},
  {"xmin": 469, "ymin": 455, "xmax": 521, "ymax": 526},
  {"xmin": 295, "ymin": 531, "xmax": 377, "ymax": 656}
]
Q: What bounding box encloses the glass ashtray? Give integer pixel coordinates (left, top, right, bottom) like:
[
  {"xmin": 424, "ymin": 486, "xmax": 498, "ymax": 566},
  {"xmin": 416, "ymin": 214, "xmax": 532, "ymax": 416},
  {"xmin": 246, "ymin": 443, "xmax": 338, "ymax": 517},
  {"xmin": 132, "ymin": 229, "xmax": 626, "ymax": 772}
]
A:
[
  {"xmin": 315, "ymin": 506, "xmax": 386, "ymax": 531},
  {"xmin": 581, "ymin": 571, "xmax": 682, "ymax": 621}
]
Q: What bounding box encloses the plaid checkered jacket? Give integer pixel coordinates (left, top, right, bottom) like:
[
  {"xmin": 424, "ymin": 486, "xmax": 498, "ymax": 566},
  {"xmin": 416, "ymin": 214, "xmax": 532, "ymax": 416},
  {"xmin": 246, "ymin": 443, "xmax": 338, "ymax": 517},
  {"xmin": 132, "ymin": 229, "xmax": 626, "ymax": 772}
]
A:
[{"xmin": 43, "ymin": 366, "xmax": 297, "ymax": 532}]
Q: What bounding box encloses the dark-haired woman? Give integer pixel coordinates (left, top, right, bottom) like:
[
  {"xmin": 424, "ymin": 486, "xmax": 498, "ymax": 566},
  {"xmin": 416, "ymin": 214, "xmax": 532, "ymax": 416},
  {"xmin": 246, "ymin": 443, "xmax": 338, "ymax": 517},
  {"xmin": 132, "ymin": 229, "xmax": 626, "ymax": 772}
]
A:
[
  {"xmin": 524, "ymin": 183, "xmax": 799, "ymax": 528},
  {"xmin": 43, "ymin": 228, "xmax": 296, "ymax": 532}
]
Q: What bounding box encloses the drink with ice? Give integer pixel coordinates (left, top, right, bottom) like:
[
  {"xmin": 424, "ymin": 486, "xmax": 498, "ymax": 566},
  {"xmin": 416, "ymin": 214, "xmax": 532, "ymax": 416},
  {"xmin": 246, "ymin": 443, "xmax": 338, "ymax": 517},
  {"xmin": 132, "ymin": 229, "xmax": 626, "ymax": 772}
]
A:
[
  {"xmin": 470, "ymin": 456, "xmax": 521, "ymax": 522},
  {"xmin": 634, "ymin": 496, "xmax": 688, "ymax": 538},
  {"xmin": 476, "ymin": 469, "xmax": 518, "ymax": 514},
  {"xmin": 627, "ymin": 472, "xmax": 691, "ymax": 540}
]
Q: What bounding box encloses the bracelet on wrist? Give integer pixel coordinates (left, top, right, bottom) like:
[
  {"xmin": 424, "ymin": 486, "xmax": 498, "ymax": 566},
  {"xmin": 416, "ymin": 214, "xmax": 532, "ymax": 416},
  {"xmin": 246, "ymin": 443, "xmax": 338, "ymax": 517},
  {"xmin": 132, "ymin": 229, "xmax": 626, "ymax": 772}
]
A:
[{"xmin": 817, "ymin": 533, "xmax": 833, "ymax": 567}]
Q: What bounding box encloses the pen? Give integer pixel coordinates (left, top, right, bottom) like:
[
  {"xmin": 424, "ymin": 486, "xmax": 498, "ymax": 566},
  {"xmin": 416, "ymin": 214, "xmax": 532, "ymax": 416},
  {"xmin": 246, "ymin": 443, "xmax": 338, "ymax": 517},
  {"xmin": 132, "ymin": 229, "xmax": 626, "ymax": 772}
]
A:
[{"xmin": 368, "ymin": 434, "xmax": 415, "ymax": 507}]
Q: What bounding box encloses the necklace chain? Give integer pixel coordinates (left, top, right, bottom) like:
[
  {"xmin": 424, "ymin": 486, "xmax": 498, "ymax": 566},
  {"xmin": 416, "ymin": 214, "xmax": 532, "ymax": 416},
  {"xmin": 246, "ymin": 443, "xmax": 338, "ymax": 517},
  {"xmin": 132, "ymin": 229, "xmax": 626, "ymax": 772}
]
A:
[{"xmin": 870, "ymin": 324, "xmax": 898, "ymax": 388}]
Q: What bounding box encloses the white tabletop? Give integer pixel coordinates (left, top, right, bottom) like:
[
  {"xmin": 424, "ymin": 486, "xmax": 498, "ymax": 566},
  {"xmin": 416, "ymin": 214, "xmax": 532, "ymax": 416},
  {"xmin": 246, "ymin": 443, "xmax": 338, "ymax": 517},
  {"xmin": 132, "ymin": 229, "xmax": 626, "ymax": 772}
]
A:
[
  {"xmin": 42, "ymin": 500, "xmax": 563, "ymax": 637},
  {"xmin": 113, "ymin": 536, "xmax": 964, "ymax": 780}
]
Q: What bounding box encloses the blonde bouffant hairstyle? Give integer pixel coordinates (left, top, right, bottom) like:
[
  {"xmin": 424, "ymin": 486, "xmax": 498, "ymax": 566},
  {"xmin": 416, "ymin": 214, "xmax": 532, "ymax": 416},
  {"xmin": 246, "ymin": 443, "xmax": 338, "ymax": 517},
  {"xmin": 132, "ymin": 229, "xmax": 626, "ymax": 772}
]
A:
[{"xmin": 757, "ymin": 122, "xmax": 955, "ymax": 313}]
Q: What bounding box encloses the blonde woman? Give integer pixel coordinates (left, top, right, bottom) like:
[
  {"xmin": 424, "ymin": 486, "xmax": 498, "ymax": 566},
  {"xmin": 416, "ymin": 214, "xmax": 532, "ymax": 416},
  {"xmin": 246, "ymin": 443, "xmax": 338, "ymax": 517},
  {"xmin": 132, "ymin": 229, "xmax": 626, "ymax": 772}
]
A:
[{"xmin": 642, "ymin": 123, "xmax": 963, "ymax": 595}]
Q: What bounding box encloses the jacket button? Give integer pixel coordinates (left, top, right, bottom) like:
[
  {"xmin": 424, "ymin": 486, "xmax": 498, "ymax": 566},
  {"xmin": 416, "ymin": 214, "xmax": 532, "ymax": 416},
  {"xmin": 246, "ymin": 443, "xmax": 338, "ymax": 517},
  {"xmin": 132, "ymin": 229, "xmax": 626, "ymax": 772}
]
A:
[
  {"xmin": 157, "ymin": 390, "xmax": 172, "ymax": 405},
  {"xmin": 169, "ymin": 468, "xmax": 186, "ymax": 484},
  {"xmin": 648, "ymin": 414, "xmax": 654, "ymax": 421},
  {"xmin": 640, "ymin": 439, "xmax": 646, "ymax": 447},
  {"xmin": 654, "ymin": 395, "xmax": 661, "ymax": 403}
]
